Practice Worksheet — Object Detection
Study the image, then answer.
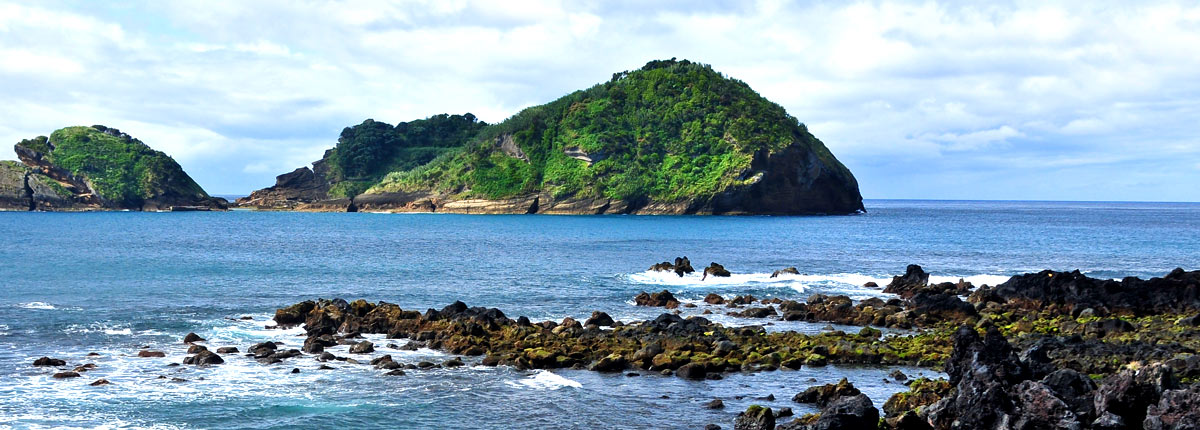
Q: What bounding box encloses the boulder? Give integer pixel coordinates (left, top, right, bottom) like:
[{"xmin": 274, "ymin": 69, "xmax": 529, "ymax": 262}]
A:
[
  {"xmin": 634, "ymin": 290, "xmax": 680, "ymax": 308},
  {"xmin": 793, "ymin": 378, "xmax": 860, "ymax": 407},
  {"xmin": 52, "ymin": 371, "xmax": 81, "ymax": 379},
  {"xmin": 183, "ymin": 350, "xmax": 224, "ymax": 365},
  {"xmin": 182, "ymin": 332, "xmax": 204, "ymax": 343},
  {"xmin": 734, "ymin": 405, "xmax": 774, "ymax": 430},
  {"xmin": 349, "ymin": 341, "xmax": 374, "ymax": 354},
  {"xmin": 89, "ymin": 379, "xmax": 110, "ymax": 386},
  {"xmin": 676, "ymin": 362, "xmax": 708, "ymax": 380},
  {"xmin": 792, "ymin": 394, "xmax": 879, "ymax": 430},
  {"xmin": 704, "ymin": 293, "xmax": 726, "ymax": 305},
  {"xmin": 584, "ymin": 311, "xmax": 615, "ymax": 327},
  {"xmin": 33, "ymin": 357, "xmax": 66, "ymax": 366},
  {"xmin": 1094, "ymin": 364, "xmax": 1178, "ymax": 427},
  {"xmin": 588, "ymin": 353, "xmax": 627, "ymax": 372},
  {"xmin": 704, "ymin": 399, "xmax": 725, "ymax": 409},
  {"xmin": 137, "ymin": 350, "xmax": 166, "ymax": 358},
  {"xmin": 215, "ymin": 347, "xmax": 239, "ymax": 354}
]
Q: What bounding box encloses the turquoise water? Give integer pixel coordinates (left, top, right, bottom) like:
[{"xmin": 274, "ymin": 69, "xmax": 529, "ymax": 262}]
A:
[{"xmin": 0, "ymin": 200, "xmax": 1197, "ymax": 429}]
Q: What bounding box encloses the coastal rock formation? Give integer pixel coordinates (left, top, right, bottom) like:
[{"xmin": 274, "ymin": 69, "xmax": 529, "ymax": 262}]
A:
[
  {"xmin": 248, "ymin": 60, "xmax": 864, "ymax": 215},
  {"xmin": 649, "ymin": 257, "xmax": 695, "ymax": 277},
  {"xmin": 771, "ymin": 267, "xmax": 800, "ymax": 278},
  {"xmin": 235, "ymin": 159, "xmax": 334, "ymax": 210},
  {"xmin": 976, "ymin": 268, "xmax": 1200, "ymax": 315},
  {"xmin": 8, "ymin": 126, "xmax": 225, "ymax": 211},
  {"xmin": 702, "ymin": 262, "xmax": 731, "ymax": 280}
]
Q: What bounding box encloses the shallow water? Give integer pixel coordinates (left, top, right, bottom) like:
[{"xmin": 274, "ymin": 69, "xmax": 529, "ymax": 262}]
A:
[{"xmin": 1, "ymin": 200, "xmax": 1197, "ymax": 428}]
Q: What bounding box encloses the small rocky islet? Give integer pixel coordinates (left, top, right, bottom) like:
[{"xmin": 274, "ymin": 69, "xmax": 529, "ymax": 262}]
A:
[{"xmin": 31, "ymin": 264, "xmax": 1199, "ymax": 429}]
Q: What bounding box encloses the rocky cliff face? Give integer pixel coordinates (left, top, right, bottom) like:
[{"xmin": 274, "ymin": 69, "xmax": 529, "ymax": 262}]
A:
[
  {"xmin": 0, "ymin": 161, "xmax": 86, "ymax": 211},
  {"xmin": 235, "ymin": 152, "xmax": 339, "ymax": 210},
  {"xmin": 7, "ymin": 125, "xmax": 226, "ymax": 211}
]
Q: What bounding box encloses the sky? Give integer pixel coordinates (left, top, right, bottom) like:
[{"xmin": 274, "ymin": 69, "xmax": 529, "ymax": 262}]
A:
[{"xmin": 1, "ymin": 1, "xmax": 1199, "ymax": 201}]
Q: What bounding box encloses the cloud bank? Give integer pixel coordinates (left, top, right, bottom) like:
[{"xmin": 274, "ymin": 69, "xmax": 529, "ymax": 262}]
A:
[{"xmin": 1, "ymin": 0, "xmax": 1198, "ymax": 201}]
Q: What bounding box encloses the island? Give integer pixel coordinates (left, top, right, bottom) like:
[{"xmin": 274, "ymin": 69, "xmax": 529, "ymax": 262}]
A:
[
  {"xmin": 1, "ymin": 125, "xmax": 226, "ymax": 211},
  {"xmin": 240, "ymin": 59, "xmax": 865, "ymax": 215}
]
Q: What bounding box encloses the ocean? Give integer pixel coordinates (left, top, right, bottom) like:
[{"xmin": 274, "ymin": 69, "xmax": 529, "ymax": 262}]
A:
[{"xmin": 1, "ymin": 200, "xmax": 1197, "ymax": 429}]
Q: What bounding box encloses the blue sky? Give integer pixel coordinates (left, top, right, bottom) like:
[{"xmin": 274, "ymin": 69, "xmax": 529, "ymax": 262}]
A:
[{"xmin": 2, "ymin": 1, "xmax": 1198, "ymax": 201}]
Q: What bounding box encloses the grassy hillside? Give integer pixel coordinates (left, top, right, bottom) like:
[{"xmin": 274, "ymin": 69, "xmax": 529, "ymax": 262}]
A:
[
  {"xmin": 16, "ymin": 125, "xmax": 208, "ymax": 208},
  {"xmin": 324, "ymin": 114, "xmax": 488, "ymax": 198},
  {"xmin": 368, "ymin": 59, "xmax": 856, "ymax": 202}
]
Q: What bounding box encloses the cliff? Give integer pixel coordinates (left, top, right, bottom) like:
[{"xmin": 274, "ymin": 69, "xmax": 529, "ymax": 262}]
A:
[
  {"xmin": 245, "ymin": 59, "xmax": 865, "ymax": 215},
  {"xmin": 7, "ymin": 125, "xmax": 225, "ymax": 211}
]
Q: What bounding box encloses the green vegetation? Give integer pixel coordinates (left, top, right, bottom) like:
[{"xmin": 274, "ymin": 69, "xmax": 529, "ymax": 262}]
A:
[
  {"xmin": 16, "ymin": 125, "xmax": 208, "ymax": 208},
  {"xmin": 370, "ymin": 58, "xmax": 854, "ymax": 201},
  {"xmin": 325, "ymin": 114, "xmax": 487, "ymax": 197}
]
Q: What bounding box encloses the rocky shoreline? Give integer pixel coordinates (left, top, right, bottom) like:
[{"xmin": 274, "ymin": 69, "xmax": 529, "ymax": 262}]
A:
[{"xmin": 26, "ymin": 266, "xmax": 1199, "ymax": 429}]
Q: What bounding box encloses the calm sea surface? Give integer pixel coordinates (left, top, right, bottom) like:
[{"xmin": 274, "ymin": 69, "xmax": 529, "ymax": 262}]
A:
[{"xmin": 1, "ymin": 200, "xmax": 1197, "ymax": 429}]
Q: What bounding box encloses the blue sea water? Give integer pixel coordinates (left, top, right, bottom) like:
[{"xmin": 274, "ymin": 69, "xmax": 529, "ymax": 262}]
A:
[{"xmin": 0, "ymin": 200, "xmax": 1197, "ymax": 429}]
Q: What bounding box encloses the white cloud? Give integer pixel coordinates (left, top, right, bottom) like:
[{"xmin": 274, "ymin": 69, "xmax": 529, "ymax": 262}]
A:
[{"xmin": 0, "ymin": 0, "xmax": 1198, "ymax": 201}]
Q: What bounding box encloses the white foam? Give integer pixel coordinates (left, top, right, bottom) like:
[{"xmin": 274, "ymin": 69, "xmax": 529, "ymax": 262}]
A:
[
  {"xmin": 63, "ymin": 323, "xmax": 130, "ymax": 335},
  {"xmin": 17, "ymin": 302, "xmax": 56, "ymax": 310},
  {"xmin": 929, "ymin": 274, "xmax": 1012, "ymax": 287},
  {"xmin": 0, "ymin": 323, "xmax": 8, "ymax": 336},
  {"xmin": 506, "ymin": 370, "xmax": 582, "ymax": 390}
]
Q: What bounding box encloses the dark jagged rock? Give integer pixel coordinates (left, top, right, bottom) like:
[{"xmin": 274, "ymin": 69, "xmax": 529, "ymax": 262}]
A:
[
  {"xmin": 634, "ymin": 290, "xmax": 680, "ymax": 309},
  {"xmin": 985, "ymin": 268, "xmax": 1200, "ymax": 315},
  {"xmin": 734, "ymin": 405, "xmax": 774, "ymax": 430},
  {"xmin": 674, "ymin": 257, "xmax": 695, "ymax": 276},
  {"xmin": 1094, "ymin": 364, "xmax": 1178, "ymax": 428},
  {"xmin": 704, "ymin": 293, "xmax": 726, "ymax": 305},
  {"xmin": 1144, "ymin": 385, "xmax": 1200, "ymax": 430},
  {"xmin": 704, "ymin": 399, "xmax": 725, "ymax": 409},
  {"xmin": 885, "ymin": 265, "xmax": 931, "ymax": 298},
  {"xmin": 771, "ymin": 267, "xmax": 800, "ymax": 278},
  {"xmin": 303, "ymin": 335, "xmax": 336, "ymax": 353},
  {"xmin": 33, "ymin": 357, "xmax": 66, "ymax": 367},
  {"xmin": 89, "ymin": 379, "xmax": 110, "ymax": 386},
  {"xmin": 187, "ymin": 345, "xmax": 207, "ymax": 354},
  {"xmin": 702, "ymin": 262, "xmax": 731, "ymax": 281}
]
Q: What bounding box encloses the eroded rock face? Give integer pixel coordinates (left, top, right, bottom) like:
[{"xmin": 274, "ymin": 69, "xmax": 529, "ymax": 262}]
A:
[
  {"xmin": 236, "ymin": 163, "xmax": 333, "ymax": 210},
  {"xmin": 734, "ymin": 406, "xmax": 775, "ymax": 430}
]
